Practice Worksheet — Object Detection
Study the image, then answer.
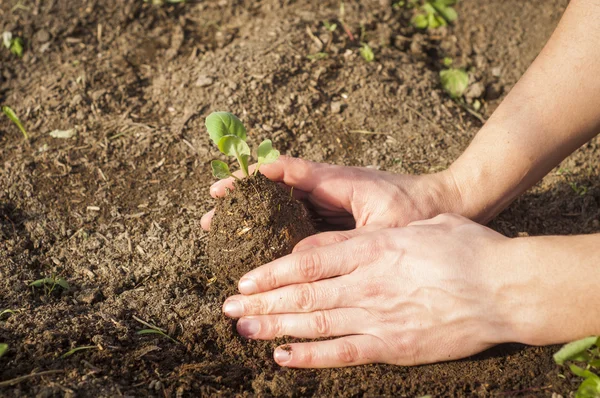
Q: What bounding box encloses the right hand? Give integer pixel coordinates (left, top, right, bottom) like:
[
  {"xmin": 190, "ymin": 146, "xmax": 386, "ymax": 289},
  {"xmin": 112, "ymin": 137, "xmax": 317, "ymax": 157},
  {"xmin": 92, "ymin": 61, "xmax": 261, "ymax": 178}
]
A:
[{"xmin": 201, "ymin": 156, "xmax": 463, "ymax": 247}]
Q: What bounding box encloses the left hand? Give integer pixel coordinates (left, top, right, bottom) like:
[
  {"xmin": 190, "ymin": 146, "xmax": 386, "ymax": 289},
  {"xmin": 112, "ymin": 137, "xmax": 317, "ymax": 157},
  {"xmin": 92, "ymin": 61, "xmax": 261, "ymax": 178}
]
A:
[{"xmin": 222, "ymin": 214, "xmax": 522, "ymax": 368}]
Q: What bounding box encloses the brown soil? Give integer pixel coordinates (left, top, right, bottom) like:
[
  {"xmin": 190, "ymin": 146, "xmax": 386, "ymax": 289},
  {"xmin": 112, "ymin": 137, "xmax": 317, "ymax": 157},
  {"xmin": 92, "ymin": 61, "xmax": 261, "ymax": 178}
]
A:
[
  {"xmin": 208, "ymin": 173, "xmax": 315, "ymax": 292},
  {"xmin": 1, "ymin": 0, "xmax": 598, "ymax": 396}
]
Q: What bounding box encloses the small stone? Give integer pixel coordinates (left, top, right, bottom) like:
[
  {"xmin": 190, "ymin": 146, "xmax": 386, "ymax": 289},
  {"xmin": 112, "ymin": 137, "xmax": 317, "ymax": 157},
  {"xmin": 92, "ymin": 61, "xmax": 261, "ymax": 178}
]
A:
[
  {"xmin": 91, "ymin": 89, "xmax": 106, "ymax": 101},
  {"xmin": 195, "ymin": 75, "xmax": 214, "ymax": 87},
  {"xmin": 465, "ymin": 82, "xmax": 485, "ymax": 100},
  {"xmin": 34, "ymin": 29, "xmax": 51, "ymax": 43},
  {"xmin": 485, "ymin": 83, "xmax": 504, "ymax": 101},
  {"xmin": 491, "ymin": 66, "xmax": 502, "ymax": 77},
  {"xmin": 70, "ymin": 94, "xmax": 83, "ymax": 107},
  {"xmin": 76, "ymin": 288, "xmax": 104, "ymax": 305},
  {"xmin": 330, "ymin": 101, "xmax": 343, "ymax": 114}
]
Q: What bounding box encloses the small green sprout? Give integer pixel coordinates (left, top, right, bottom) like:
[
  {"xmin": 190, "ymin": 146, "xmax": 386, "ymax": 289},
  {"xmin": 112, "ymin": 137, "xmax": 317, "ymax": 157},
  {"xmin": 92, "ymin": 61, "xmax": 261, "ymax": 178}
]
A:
[
  {"xmin": 412, "ymin": 0, "xmax": 458, "ymax": 30},
  {"xmin": 323, "ymin": 20, "xmax": 337, "ymax": 32},
  {"xmin": 570, "ymin": 182, "xmax": 589, "ymax": 197},
  {"xmin": 2, "ymin": 106, "xmax": 29, "ymax": 140},
  {"xmin": 360, "ymin": 43, "xmax": 374, "ymax": 63},
  {"xmin": 206, "ymin": 112, "xmax": 280, "ymax": 180},
  {"xmin": 440, "ymin": 68, "xmax": 468, "ymax": 99},
  {"xmin": 443, "ymin": 57, "xmax": 453, "ymax": 67},
  {"xmin": 134, "ymin": 315, "xmax": 178, "ymax": 343},
  {"xmin": 0, "ymin": 344, "xmax": 7, "ymax": 358},
  {"xmin": 2, "ymin": 32, "xmax": 23, "ymax": 57},
  {"xmin": 61, "ymin": 345, "xmax": 99, "ymax": 359},
  {"xmin": 0, "ymin": 309, "xmax": 19, "ymax": 320},
  {"xmin": 554, "ymin": 336, "xmax": 600, "ymax": 398},
  {"xmin": 30, "ymin": 276, "xmax": 70, "ymax": 296}
]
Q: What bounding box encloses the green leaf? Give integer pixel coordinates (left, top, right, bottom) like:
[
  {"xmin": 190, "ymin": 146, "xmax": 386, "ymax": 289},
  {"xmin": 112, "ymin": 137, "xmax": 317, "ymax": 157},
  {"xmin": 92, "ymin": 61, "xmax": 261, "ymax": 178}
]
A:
[
  {"xmin": 211, "ymin": 160, "xmax": 233, "ymax": 180},
  {"xmin": 307, "ymin": 52, "xmax": 328, "ymax": 60},
  {"xmin": 10, "ymin": 37, "xmax": 23, "ymax": 57},
  {"xmin": 411, "ymin": 14, "xmax": 428, "ymax": 29},
  {"xmin": 570, "ymin": 364, "xmax": 597, "ymax": 379},
  {"xmin": 256, "ymin": 139, "xmax": 280, "ymax": 173},
  {"xmin": 56, "ymin": 278, "xmax": 70, "ymax": 290},
  {"xmin": 205, "ymin": 112, "xmax": 247, "ymax": 147},
  {"xmin": 2, "ymin": 106, "xmax": 29, "ymax": 140},
  {"xmin": 217, "ymin": 135, "xmax": 251, "ymax": 176},
  {"xmin": 438, "ymin": 6, "xmax": 457, "ymax": 22},
  {"xmin": 0, "ymin": 344, "xmax": 7, "ymax": 358},
  {"xmin": 440, "ymin": 68, "xmax": 469, "ymax": 99},
  {"xmin": 61, "ymin": 345, "xmax": 98, "ymax": 359},
  {"xmin": 554, "ymin": 336, "xmax": 599, "ymax": 365},
  {"xmin": 137, "ymin": 329, "xmax": 164, "ymax": 336},
  {"xmin": 360, "ymin": 43, "xmax": 374, "ymax": 62},
  {"xmin": 576, "ymin": 374, "xmax": 600, "ymax": 398}
]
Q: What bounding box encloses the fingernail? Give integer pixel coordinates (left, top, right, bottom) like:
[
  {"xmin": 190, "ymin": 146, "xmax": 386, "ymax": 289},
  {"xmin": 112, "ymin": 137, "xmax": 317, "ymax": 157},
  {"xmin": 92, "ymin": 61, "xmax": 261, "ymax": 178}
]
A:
[
  {"xmin": 239, "ymin": 278, "xmax": 258, "ymax": 295},
  {"xmin": 223, "ymin": 300, "xmax": 243, "ymax": 318},
  {"xmin": 237, "ymin": 318, "xmax": 260, "ymax": 337},
  {"xmin": 274, "ymin": 346, "xmax": 292, "ymax": 365}
]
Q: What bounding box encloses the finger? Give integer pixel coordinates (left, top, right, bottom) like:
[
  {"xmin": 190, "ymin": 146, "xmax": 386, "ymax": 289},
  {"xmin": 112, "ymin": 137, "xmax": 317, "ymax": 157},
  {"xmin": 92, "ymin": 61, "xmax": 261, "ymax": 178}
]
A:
[
  {"xmin": 236, "ymin": 308, "xmax": 373, "ymax": 340},
  {"xmin": 237, "ymin": 235, "xmax": 379, "ymax": 294},
  {"xmin": 224, "ymin": 278, "xmax": 357, "ymax": 317},
  {"xmin": 407, "ymin": 213, "xmax": 468, "ymax": 227},
  {"xmin": 200, "ymin": 208, "xmax": 215, "ymax": 231},
  {"xmin": 273, "ymin": 335, "xmax": 386, "ymax": 368},
  {"xmin": 293, "ymin": 227, "xmax": 377, "ymax": 252}
]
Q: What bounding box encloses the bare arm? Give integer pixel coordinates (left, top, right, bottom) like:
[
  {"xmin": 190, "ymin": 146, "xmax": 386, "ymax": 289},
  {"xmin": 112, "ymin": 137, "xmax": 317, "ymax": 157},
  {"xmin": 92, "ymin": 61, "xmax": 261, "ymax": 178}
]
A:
[{"xmin": 448, "ymin": 0, "xmax": 600, "ymax": 223}]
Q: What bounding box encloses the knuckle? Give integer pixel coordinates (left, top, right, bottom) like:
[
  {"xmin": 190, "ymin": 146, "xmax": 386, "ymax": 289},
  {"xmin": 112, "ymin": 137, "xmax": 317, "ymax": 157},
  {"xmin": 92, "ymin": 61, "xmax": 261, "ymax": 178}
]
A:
[
  {"xmin": 271, "ymin": 317, "xmax": 285, "ymax": 338},
  {"xmin": 264, "ymin": 267, "xmax": 279, "ymax": 289},
  {"xmin": 297, "ymin": 251, "xmax": 323, "ymax": 280},
  {"xmin": 247, "ymin": 297, "xmax": 269, "ymax": 315},
  {"xmin": 394, "ymin": 333, "xmax": 419, "ymax": 365},
  {"xmin": 337, "ymin": 340, "xmax": 360, "ymax": 364},
  {"xmin": 293, "ymin": 283, "xmax": 317, "ymax": 311},
  {"xmin": 311, "ymin": 311, "xmax": 332, "ymax": 337}
]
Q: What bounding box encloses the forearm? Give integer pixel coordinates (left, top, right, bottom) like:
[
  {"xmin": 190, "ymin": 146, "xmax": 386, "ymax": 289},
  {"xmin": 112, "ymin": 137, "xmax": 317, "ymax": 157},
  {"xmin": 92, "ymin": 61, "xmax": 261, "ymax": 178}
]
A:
[
  {"xmin": 500, "ymin": 234, "xmax": 600, "ymax": 346},
  {"xmin": 446, "ymin": 0, "xmax": 600, "ymax": 223}
]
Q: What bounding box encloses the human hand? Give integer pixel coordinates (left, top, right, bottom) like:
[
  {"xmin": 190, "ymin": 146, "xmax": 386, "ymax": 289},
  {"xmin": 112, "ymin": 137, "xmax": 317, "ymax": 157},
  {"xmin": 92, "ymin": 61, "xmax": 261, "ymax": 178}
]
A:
[
  {"xmin": 222, "ymin": 214, "xmax": 521, "ymax": 368},
  {"xmin": 201, "ymin": 156, "xmax": 462, "ymax": 232}
]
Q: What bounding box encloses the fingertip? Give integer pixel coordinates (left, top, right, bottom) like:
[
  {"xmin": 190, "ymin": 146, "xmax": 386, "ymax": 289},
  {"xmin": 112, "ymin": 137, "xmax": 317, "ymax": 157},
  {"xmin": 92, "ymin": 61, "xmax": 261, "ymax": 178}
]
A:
[
  {"xmin": 200, "ymin": 209, "xmax": 214, "ymax": 231},
  {"xmin": 274, "ymin": 345, "xmax": 293, "ymax": 366}
]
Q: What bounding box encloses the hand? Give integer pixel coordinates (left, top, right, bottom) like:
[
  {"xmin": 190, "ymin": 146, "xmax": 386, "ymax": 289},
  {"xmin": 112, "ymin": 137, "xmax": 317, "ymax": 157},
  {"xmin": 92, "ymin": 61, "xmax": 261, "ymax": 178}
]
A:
[
  {"xmin": 201, "ymin": 156, "xmax": 462, "ymax": 234},
  {"xmin": 221, "ymin": 214, "xmax": 521, "ymax": 368}
]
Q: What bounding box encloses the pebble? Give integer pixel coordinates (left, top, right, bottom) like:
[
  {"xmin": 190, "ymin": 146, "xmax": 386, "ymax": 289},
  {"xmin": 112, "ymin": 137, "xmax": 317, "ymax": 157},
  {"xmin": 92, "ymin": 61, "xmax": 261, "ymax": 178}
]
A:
[
  {"xmin": 195, "ymin": 75, "xmax": 214, "ymax": 87},
  {"xmin": 70, "ymin": 94, "xmax": 83, "ymax": 107},
  {"xmin": 330, "ymin": 101, "xmax": 343, "ymax": 114},
  {"xmin": 34, "ymin": 29, "xmax": 51, "ymax": 43}
]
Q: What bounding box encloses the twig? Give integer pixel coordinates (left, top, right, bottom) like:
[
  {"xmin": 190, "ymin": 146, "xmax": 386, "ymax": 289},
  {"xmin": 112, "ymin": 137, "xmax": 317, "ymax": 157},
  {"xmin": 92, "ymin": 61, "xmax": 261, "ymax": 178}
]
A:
[
  {"xmin": 0, "ymin": 370, "xmax": 64, "ymax": 388},
  {"xmin": 453, "ymin": 99, "xmax": 486, "ymax": 124},
  {"xmin": 132, "ymin": 315, "xmax": 166, "ymax": 333},
  {"xmin": 404, "ymin": 104, "xmax": 445, "ymax": 133}
]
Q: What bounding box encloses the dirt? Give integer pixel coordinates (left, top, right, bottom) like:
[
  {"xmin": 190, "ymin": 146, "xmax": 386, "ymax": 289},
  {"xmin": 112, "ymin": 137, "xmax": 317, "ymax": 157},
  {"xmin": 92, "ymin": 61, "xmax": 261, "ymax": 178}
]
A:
[
  {"xmin": 208, "ymin": 173, "xmax": 315, "ymax": 292},
  {"xmin": 1, "ymin": 0, "xmax": 598, "ymax": 396}
]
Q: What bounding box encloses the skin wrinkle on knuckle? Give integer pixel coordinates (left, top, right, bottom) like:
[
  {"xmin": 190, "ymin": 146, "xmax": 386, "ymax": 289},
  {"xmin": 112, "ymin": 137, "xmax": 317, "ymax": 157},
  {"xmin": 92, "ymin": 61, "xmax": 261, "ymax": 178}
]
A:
[
  {"xmin": 297, "ymin": 250, "xmax": 323, "ymax": 280},
  {"xmin": 311, "ymin": 310, "xmax": 332, "ymax": 337},
  {"xmin": 271, "ymin": 316, "xmax": 285, "ymax": 338},
  {"xmin": 294, "ymin": 283, "xmax": 317, "ymax": 311},
  {"xmin": 337, "ymin": 340, "xmax": 360, "ymax": 364},
  {"xmin": 264, "ymin": 266, "xmax": 279, "ymax": 290}
]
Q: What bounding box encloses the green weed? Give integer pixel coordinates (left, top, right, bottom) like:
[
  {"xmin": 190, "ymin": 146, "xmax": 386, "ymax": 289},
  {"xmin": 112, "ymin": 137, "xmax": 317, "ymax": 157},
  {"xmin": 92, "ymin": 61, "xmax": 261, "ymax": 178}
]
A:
[
  {"xmin": 30, "ymin": 276, "xmax": 70, "ymax": 296},
  {"xmin": 2, "ymin": 106, "xmax": 29, "ymax": 140},
  {"xmin": 61, "ymin": 345, "xmax": 99, "ymax": 359},
  {"xmin": 411, "ymin": 0, "xmax": 458, "ymax": 30},
  {"xmin": 2, "ymin": 32, "xmax": 23, "ymax": 57},
  {"xmin": 554, "ymin": 336, "xmax": 600, "ymax": 398},
  {"xmin": 0, "ymin": 344, "xmax": 7, "ymax": 358},
  {"xmin": 134, "ymin": 315, "xmax": 178, "ymax": 344}
]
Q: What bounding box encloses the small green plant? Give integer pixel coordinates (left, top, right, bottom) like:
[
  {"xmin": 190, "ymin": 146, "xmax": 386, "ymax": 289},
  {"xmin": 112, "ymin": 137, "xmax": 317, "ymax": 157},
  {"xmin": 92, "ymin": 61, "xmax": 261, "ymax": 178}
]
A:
[
  {"xmin": 412, "ymin": 0, "xmax": 458, "ymax": 29},
  {"xmin": 360, "ymin": 43, "xmax": 374, "ymax": 62},
  {"xmin": 440, "ymin": 68, "xmax": 468, "ymax": 99},
  {"xmin": 206, "ymin": 112, "xmax": 280, "ymax": 180},
  {"xmin": 0, "ymin": 309, "xmax": 19, "ymax": 320},
  {"xmin": 61, "ymin": 345, "xmax": 99, "ymax": 359},
  {"xmin": 30, "ymin": 276, "xmax": 70, "ymax": 295},
  {"xmin": 2, "ymin": 106, "xmax": 29, "ymax": 140},
  {"xmin": 554, "ymin": 336, "xmax": 600, "ymax": 398},
  {"xmin": 570, "ymin": 182, "xmax": 589, "ymax": 196},
  {"xmin": 2, "ymin": 32, "xmax": 23, "ymax": 57},
  {"xmin": 134, "ymin": 315, "xmax": 178, "ymax": 344},
  {"xmin": 0, "ymin": 344, "xmax": 7, "ymax": 358},
  {"xmin": 323, "ymin": 20, "xmax": 337, "ymax": 32}
]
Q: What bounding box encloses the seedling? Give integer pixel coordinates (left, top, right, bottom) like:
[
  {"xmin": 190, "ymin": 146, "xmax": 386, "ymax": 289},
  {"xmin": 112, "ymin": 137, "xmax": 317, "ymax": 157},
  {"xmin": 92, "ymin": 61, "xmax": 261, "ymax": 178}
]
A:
[
  {"xmin": 360, "ymin": 43, "xmax": 374, "ymax": 62},
  {"xmin": 2, "ymin": 106, "xmax": 29, "ymax": 140},
  {"xmin": 134, "ymin": 315, "xmax": 178, "ymax": 344},
  {"xmin": 554, "ymin": 336, "xmax": 600, "ymax": 398},
  {"xmin": 61, "ymin": 345, "xmax": 100, "ymax": 359},
  {"xmin": 0, "ymin": 344, "xmax": 7, "ymax": 358},
  {"xmin": 412, "ymin": 0, "xmax": 458, "ymax": 29},
  {"xmin": 0, "ymin": 309, "xmax": 20, "ymax": 320},
  {"xmin": 206, "ymin": 112, "xmax": 280, "ymax": 180},
  {"xmin": 440, "ymin": 68, "xmax": 468, "ymax": 99},
  {"xmin": 2, "ymin": 32, "xmax": 23, "ymax": 57},
  {"xmin": 307, "ymin": 52, "xmax": 328, "ymax": 60},
  {"xmin": 323, "ymin": 20, "xmax": 337, "ymax": 32},
  {"xmin": 30, "ymin": 276, "xmax": 70, "ymax": 296},
  {"xmin": 570, "ymin": 182, "xmax": 589, "ymax": 196}
]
